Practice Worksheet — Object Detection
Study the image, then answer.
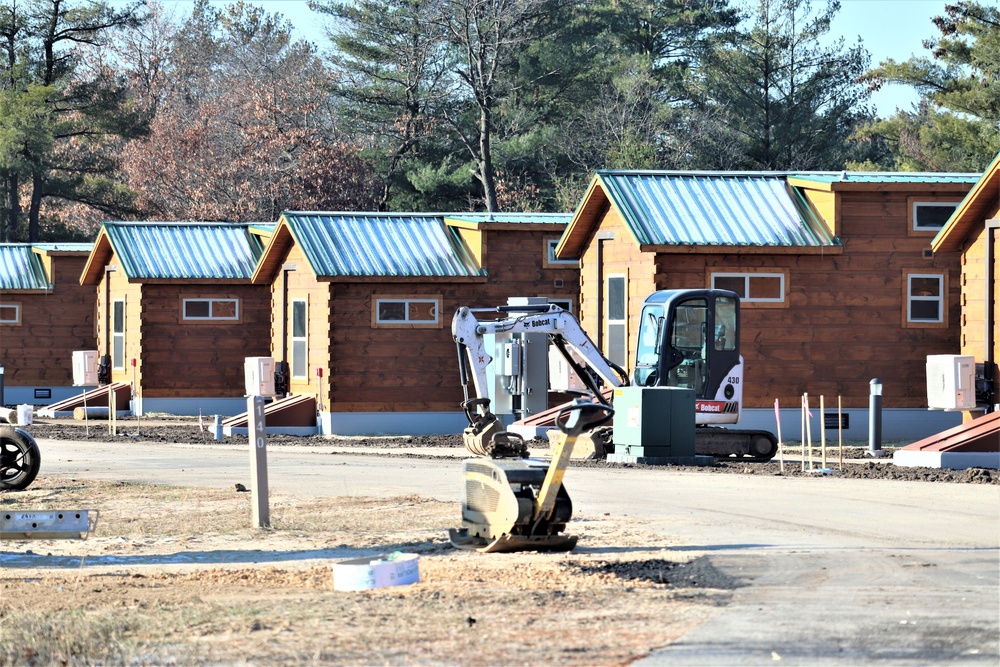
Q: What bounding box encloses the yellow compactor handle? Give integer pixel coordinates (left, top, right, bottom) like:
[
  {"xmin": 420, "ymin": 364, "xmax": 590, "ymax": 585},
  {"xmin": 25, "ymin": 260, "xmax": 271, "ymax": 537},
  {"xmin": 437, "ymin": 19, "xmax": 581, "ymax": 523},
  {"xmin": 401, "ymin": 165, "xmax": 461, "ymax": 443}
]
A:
[{"xmin": 534, "ymin": 399, "xmax": 614, "ymax": 522}]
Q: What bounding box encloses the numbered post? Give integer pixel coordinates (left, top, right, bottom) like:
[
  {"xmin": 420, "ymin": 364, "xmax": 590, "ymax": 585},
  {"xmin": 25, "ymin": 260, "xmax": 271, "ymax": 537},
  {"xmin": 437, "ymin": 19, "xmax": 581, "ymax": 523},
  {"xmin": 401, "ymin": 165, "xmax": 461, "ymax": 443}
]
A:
[{"xmin": 248, "ymin": 395, "xmax": 270, "ymax": 527}]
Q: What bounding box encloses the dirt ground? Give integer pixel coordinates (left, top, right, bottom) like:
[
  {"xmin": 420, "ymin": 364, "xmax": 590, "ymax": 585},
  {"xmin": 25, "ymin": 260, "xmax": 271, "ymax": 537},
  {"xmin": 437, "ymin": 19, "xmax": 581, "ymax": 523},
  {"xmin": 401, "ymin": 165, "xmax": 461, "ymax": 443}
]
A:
[
  {"xmin": 0, "ymin": 417, "xmax": 995, "ymax": 665},
  {"xmin": 1, "ymin": 477, "xmax": 733, "ymax": 666}
]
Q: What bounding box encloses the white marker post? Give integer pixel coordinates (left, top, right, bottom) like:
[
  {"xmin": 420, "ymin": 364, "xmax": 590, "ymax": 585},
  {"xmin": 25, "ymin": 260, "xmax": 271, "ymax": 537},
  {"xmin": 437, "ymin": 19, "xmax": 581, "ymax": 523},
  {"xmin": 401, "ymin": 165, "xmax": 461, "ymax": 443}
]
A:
[{"xmin": 248, "ymin": 395, "xmax": 270, "ymax": 528}]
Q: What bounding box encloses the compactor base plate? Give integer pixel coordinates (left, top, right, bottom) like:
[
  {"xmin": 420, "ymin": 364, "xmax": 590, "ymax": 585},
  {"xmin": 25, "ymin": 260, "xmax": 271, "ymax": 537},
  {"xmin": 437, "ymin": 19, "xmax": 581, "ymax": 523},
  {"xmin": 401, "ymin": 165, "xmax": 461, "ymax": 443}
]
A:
[{"xmin": 448, "ymin": 528, "xmax": 577, "ymax": 553}]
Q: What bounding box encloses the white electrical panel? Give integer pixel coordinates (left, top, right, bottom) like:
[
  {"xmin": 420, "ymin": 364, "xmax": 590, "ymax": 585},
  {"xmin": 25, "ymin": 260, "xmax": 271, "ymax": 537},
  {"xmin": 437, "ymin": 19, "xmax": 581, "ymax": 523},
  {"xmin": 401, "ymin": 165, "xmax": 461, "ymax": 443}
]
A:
[
  {"xmin": 72, "ymin": 350, "xmax": 99, "ymax": 385},
  {"xmin": 926, "ymin": 354, "xmax": 976, "ymax": 410},
  {"xmin": 548, "ymin": 345, "xmax": 588, "ymax": 393},
  {"xmin": 244, "ymin": 357, "xmax": 276, "ymax": 397}
]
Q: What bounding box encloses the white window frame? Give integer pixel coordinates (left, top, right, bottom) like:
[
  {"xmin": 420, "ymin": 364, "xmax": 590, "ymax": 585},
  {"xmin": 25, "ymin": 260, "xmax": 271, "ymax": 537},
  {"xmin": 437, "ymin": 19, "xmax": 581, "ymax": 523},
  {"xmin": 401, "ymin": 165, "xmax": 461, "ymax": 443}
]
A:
[
  {"xmin": 374, "ymin": 297, "xmax": 440, "ymax": 326},
  {"xmin": 182, "ymin": 298, "xmax": 240, "ymax": 321},
  {"xmin": 291, "ymin": 298, "xmax": 308, "ymax": 380},
  {"xmin": 911, "ymin": 201, "xmax": 959, "ymax": 232},
  {"xmin": 711, "ymin": 272, "xmax": 786, "ymax": 304},
  {"xmin": 112, "ymin": 299, "xmax": 126, "ymax": 370},
  {"xmin": 0, "ymin": 303, "xmax": 20, "ymax": 325},
  {"xmin": 544, "ymin": 238, "xmax": 578, "ymax": 266},
  {"xmin": 606, "ymin": 274, "xmax": 627, "ymax": 368},
  {"xmin": 906, "ymin": 273, "xmax": 945, "ymax": 324}
]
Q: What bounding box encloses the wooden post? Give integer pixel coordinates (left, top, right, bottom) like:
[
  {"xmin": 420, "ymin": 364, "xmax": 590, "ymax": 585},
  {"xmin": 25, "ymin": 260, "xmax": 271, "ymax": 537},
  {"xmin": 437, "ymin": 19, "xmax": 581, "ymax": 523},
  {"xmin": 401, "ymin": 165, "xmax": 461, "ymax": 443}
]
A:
[
  {"xmin": 804, "ymin": 393, "xmax": 813, "ymax": 471},
  {"xmin": 820, "ymin": 395, "xmax": 827, "ymax": 469},
  {"xmin": 838, "ymin": 396, "xmax": 844, "ymax": 470},
  {"xmin": 800, "ymin": 394, "xmax": 806, "ymax": 472},
  {"xmin": 248, "ymin": 395, "xmax": 270, "ymax": 528}
]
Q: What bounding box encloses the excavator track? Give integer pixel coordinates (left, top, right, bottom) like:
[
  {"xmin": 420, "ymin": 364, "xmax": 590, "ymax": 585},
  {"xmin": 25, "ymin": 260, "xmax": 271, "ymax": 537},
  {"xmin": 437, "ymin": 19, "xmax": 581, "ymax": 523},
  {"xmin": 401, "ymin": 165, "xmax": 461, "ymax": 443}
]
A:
[{"xmin": 693, "ymin": 426, "xmax": 778, "ymax": 463}]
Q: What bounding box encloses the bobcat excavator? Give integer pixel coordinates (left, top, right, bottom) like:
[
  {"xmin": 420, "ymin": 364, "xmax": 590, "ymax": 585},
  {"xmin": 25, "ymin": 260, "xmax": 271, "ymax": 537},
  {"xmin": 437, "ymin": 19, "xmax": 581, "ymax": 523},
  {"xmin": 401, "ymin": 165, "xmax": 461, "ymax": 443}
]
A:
[
  {"xmin": 452, "ymin": 289, "xmax": 778, "ymax": 462},
  {"xmin": 449, "ymin": 289, "xmax": 777, "ymax": 553}
]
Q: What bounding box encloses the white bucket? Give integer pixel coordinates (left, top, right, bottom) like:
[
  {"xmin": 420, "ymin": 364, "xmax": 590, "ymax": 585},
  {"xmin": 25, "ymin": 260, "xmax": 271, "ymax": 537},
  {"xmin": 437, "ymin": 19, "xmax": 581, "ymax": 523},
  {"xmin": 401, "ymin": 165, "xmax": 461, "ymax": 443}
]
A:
[
  {"xmin": 16, "ymin": 404, "xmax": 33, "ymax": 425},
  {"xmin": 333, "ymin": 552, "xmax": 420, "ymax": 591}
]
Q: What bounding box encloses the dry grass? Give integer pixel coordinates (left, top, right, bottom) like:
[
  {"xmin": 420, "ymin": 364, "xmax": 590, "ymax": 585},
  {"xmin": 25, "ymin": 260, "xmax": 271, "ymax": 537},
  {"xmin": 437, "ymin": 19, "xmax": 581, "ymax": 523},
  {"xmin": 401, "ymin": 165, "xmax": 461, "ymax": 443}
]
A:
[{"xmin": 0, "ymin": 479, "xmax": 731, "ymax": 666}]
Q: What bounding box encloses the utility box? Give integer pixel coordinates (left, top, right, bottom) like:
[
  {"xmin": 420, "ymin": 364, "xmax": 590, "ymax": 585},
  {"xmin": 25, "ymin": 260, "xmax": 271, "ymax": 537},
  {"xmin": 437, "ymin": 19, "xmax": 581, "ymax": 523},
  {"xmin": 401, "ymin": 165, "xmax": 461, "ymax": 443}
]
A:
[
  {"xmin": 244, "ymin": 357, "xmax": 276, "ymax": 397},
  {"xmin": 926, "ymin": 354, "xmax": 976, "ymax": 410},
  {"xmin": 611, "ymin": 386, "xmax": 696, "ymax": 458},
  {"xmin": 72, "ymin": 350, "xmax": 99, "ymax": 386}
]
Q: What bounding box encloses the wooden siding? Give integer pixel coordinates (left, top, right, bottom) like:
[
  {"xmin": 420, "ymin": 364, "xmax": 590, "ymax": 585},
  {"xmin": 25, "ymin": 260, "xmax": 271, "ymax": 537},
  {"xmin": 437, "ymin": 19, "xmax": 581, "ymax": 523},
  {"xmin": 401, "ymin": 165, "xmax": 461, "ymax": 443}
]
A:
[
  {"xmin": 577, "ymin": 205, "xmax": 655, "ymax": 362},
  {"xmin": 268, "ymin": 242, "xmax": 332, "ymax": 401},
  {"xmin": 800, "ymin": 188, "xmax": 839, "ymax": 236},
  {"xmin": 0, "ymin": 254, "xmax": 95, "ymax": 386},
  {"xmin": 644, "ymin": 190, "xmax": 964, "ymax": 410},
  {"xmin": 138, "ymin": 283, "xmax": 271, "ymax": 398},
  {"xmin": 327, "ymin": 228, "xmax": 579, "ymax": 413},
  {"xmin": 95, "ymin": 250, "xmax": 143, "ymax": 388}
]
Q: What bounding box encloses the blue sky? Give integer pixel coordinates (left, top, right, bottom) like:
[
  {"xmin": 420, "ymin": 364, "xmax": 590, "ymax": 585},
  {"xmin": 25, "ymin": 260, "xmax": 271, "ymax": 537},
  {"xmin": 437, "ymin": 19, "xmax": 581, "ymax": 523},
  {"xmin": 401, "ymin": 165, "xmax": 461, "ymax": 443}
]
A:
[{"xmin": 137, "ymin": 0, "xmax": 950, "ymax": 117}]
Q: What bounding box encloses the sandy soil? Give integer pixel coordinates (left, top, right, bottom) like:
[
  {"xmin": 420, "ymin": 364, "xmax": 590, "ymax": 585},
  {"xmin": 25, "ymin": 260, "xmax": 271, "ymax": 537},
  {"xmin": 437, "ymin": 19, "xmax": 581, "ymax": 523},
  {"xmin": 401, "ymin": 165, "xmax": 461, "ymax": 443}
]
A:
[
  {"xmin": 1, "ymin": 477, "xmax": 734, "ymax": 666},
  {"xmin": 0, "ymin": 417, "xmax": 994, "ymax": 665}
]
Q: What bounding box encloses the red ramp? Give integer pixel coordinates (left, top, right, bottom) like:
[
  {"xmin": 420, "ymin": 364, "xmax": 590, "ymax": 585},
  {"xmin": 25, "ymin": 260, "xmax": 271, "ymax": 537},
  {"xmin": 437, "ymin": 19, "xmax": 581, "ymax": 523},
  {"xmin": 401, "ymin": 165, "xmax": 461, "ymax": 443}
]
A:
[
  {"xmin": 36, "ymin": 383, "xmax": 133, "ymax": 418},
  {"xmin": 894, "ymin": 411, "xmax": 999, "ymax": 469}
]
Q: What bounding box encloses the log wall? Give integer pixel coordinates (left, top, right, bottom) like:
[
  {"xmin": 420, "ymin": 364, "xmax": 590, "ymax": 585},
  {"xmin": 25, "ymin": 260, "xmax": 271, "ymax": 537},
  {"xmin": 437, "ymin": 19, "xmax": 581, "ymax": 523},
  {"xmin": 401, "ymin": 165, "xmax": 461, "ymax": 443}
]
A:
[{"xmin": 0, "ymin": 254, "xmax": 95, "ymax": 386}]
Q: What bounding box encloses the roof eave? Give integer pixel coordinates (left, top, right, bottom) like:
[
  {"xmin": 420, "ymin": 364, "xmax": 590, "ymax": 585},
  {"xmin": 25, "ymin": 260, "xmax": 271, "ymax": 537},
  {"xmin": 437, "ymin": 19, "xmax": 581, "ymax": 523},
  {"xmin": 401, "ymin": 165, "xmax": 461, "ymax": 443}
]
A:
[
  {"xmin": 79, "ymin": 229, "xmax": 116, "ymax": 285},
  {"xmin": 932, "ymin": 153, "xmax": 1000, "ymax": 253}
]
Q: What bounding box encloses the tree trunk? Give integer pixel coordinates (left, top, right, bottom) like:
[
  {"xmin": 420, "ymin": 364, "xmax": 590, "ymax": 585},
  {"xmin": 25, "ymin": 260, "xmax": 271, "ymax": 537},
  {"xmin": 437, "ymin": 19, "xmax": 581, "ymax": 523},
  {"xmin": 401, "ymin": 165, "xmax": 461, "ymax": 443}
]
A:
[
  {"xmin": 479, "ymin": 105, "xmax": 499, "ymax": 212},
  {"xmin": 28, "ymin": 171, "xmax": 43, "ymax": 242},
  {"xmin": 3, "ymin": 173, "xmax": 20, "ymax": 241}
]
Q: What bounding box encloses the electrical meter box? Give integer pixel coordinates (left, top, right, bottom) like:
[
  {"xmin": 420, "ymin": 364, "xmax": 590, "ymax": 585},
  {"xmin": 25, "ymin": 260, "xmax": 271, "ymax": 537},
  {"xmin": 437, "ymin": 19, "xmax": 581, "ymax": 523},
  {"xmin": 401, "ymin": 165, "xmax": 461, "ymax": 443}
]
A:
[
  {"xmin": 611, "ymin": 386, "xmax": 695, "ymax": 457},
  {"xmin": 926, "ymin": 354, "xmax": 976, "ymax": 410},
  {"xmin": 72, "ymin": 350, "xmax": 99, "ymax": 386},
  {"xmin": 244, "ymin": 356, "xmax": 276, "ymax": 397}
]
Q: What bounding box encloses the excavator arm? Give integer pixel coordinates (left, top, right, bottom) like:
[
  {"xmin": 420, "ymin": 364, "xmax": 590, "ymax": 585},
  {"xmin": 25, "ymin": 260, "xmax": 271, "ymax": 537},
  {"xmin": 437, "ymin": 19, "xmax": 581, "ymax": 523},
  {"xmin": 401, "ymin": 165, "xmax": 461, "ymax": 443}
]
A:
[{"xmin": 452, "ymin": 304, "xmax": 629, "ymax": 457}]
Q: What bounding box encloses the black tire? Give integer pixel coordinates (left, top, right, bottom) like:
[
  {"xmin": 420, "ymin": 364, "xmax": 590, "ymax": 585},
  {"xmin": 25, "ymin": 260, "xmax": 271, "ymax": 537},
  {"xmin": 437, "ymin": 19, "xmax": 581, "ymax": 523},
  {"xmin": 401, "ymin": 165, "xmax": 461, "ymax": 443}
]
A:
[{"xmin": 0, "ymin": 427, "xmax": 41, "ymax": 491}]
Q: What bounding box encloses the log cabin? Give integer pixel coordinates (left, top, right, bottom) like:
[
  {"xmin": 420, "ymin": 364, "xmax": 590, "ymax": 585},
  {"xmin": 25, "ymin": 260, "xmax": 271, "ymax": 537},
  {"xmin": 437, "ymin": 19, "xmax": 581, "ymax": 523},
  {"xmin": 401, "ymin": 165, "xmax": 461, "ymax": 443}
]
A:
[
  {"xmin": 931, "ymin": 152, "xmax": 999, "ymax": 417},
  {"xmin": 556, "ymin": 170, "xmax": 980, "ymax": 441},
  {"xmin": 251, "ymin": 211, "xmax": 576, "ymax": 435},
  {"xmin": 0, "ymin": 243, "xmax": 95, "ymax": 405},
  {"xmin": 79, "ymin": 222, "xmax": 273, "ymax": 416}
]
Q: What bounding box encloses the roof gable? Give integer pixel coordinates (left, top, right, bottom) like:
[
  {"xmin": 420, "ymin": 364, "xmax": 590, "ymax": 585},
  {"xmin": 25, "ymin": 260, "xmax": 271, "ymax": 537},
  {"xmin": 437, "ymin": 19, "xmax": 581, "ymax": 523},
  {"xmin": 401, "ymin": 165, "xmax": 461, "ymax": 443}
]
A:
[
  {"xmin": 0, "ymin": 245, "xmax": 50, "ymax": 290},
  {"xmin": 272, "ymin": 212, "xmax": 485, "ymax": 279},
  {"xmin": 83, "ymin": 222, "xmax": 263, "ymax": 282},
  {"xmin": 558, "ymin": 171, "xmax": 839, "ymax": 257},
  {"xmin": 932, "ymin": 152, "xmax": 1000, "ymax": 253}
]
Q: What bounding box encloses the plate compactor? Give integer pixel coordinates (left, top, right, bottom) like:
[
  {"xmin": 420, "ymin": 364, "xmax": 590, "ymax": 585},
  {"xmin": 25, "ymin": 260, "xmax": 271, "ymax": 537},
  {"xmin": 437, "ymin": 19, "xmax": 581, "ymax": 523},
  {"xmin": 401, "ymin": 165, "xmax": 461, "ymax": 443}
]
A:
[{"xmin": 449, "ymin": 399, "xmax": 613, "ymax": 553}]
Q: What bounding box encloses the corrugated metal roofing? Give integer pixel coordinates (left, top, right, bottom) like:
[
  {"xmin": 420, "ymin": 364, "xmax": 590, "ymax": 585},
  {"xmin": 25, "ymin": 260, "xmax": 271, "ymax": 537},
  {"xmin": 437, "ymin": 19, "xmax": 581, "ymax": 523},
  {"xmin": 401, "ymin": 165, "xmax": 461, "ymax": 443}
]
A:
[
  {"xmin": 790, "ymin": 171, "xmax": 981, "ymax": 184},
  {"xmin": 32, "ymin": 242, "xmax": 94, "ymax": 253},
  {"xmin": 596, "ymin": 171, "xmax": 838, "ymax": 247},
  {"xmin": 0, "ymin": 245, "xmax": 50, "ymax": 290},
  {"xmin": 444, "ymin": 212, "xmax": 572, "ymax": 225},
  {"xmin": 103, "ymin": 222, "xmax": 263, "ymax": 280},
  {"xmin": 282, "ymin": 213, "xmax": 484, "ymax": 277}
]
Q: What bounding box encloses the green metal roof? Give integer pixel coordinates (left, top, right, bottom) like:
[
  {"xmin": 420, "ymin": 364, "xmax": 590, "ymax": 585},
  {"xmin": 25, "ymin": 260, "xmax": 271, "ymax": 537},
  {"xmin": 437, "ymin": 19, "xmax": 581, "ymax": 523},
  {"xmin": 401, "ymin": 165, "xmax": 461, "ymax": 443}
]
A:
[
  {"xmin": 596, "ymin": 171, "xmax": 840, "ymax": 247},
  {"xmin": 103, "ymin": 222, "xmax": 263, "ymax": 280},
  {"xmin": 282, "ymin": 212, "xmax": 485, "ymax": 278},
  {"xmin": 31, "ymin": 242, "xmax": 94, "ymax": 253},
  {"xmin": 444, "ymin": 212, "xmax": 572, "ymax": 225},
  {"xmin": 789, "ymin": 171, "xmax": 981, "ymax": 185},
  {"xmin": 0, "ymin": 245, "xmax": 50, "ymax": 290}
]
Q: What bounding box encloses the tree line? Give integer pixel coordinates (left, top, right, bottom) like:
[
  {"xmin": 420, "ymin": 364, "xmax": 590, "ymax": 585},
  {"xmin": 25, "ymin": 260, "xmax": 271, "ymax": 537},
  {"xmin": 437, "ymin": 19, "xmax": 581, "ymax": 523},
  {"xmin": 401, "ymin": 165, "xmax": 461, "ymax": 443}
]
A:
[{"xmin": 1, "ymin": 0, "xmax": 997, "ymax": 242}]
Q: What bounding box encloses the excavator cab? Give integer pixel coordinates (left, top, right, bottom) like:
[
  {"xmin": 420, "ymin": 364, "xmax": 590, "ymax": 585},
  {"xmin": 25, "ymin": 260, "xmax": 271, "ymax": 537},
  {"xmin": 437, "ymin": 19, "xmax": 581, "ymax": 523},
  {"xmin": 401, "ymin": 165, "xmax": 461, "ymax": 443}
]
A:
[{"xmin": 634, "ymin": 290, "xmax": 741, "ymax": 415}]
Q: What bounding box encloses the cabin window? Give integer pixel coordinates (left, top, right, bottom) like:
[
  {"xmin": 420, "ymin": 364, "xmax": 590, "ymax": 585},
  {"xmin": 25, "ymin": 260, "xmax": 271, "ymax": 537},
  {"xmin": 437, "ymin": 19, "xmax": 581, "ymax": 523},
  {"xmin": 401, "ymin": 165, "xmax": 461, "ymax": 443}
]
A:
[
  {"xmin": 374, "ymin": 296, "xmax": 441, "ymax": 328},
  {"xmin": 711, "ymin": 272, "xmax": 786, "ymax": 304},
  {"xmin": 911, "ymin": 201, "xmax": 959, "ymax": 232},
  {"xmin": 606, "ymin": 275, "xmax": 627, "ymax": 367},
  {"xmin": 0, "ymin": 303, "xmax": 20, "ymax": 325},
  {"xmin": 182, "ymin": 298, "xmax": 239, "ymax": 321},
  {"xmin": 544, "ymin": 238, "xmax": 578, "ymax": 267},
  {"xmin": 291, "ymin": 299, "xmax": 308, "ymax": 379},
  {"xmin": 112, "ymin": 299, "xmax": 126, "ymax": 370},
  {"xmin": 905, "ymin": 272, "xmax": 946, "ymax": 326}
]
